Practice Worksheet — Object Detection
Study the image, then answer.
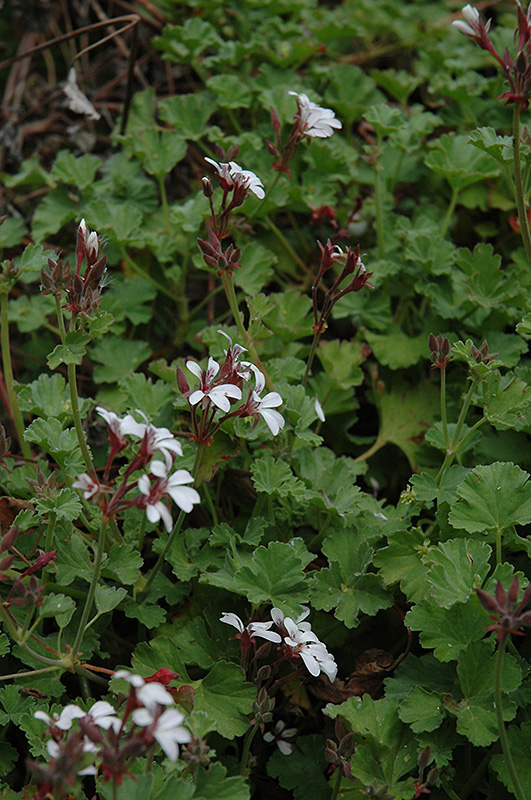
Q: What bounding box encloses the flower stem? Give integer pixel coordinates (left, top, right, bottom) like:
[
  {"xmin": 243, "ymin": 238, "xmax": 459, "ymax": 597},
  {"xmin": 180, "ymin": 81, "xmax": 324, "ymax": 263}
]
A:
[
  {"xmin": 440, "ymin": 186, "xmax": 460, "ymax": 240},
  {"xmin": 302, "ymin": 330, "xmax": 321, "ymax": 388},
  {"xmin": 440, "ymin": 365, "xmax": 449, "ymax": 452},
  {"xmin": 247, "ymin": 172, "xmax": 282, "ymax": 221},
  {"xmin": 240, "ymin": 724, "xmax": 258, "ymax": 776},
  {"xmin": 512, "ymin": 102, "xmax": 531, "ymax": 267},
  {"xmin": 0, "ymin": 291, "xmax": 31, "ymax": 459},
  {"xmin": 494, "ymin": 637, "xmax": 526, "ymax": 800},
  {"xmin": 71, "ymin": 519, "xmax": 108, "ymax": 660},
  {"xmin": 374, "ymin": 137, "xmax": 385, "ymax": 260},
  {"xmin": 54, "ymin": 297, "xmax": 95, "ymax": 477},
  {"xmin": 221, "ymin": 271, "xmax": 274, "ymax": 389},
  {"xmin": 436, "ymin": 375, "xmax": 480, "ymax": 486},
  {"xmin": 329, "ymin": 766, "xmax": 342, "ymax": 800}
]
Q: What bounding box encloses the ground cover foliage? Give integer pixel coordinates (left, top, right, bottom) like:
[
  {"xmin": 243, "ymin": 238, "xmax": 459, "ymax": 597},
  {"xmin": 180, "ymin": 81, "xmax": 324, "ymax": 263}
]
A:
[{"xmin": 2, "ymin": 0, "xmax": 531, "ymax": 797}]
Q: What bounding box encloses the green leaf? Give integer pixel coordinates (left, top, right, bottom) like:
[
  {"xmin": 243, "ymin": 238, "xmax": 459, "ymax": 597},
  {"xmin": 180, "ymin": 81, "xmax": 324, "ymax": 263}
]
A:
[
  {"xmin": 55, "ymin": 532, "xmax": 97, "ymax": 585},
  {"xmin": 190, "ymin": 662, "xmax": 255, "ymax": 739},
  {"xmin": 468, "ymin": 127, "xmax": 514, "ymax": 164},
  {"xmin": 203, "ymin": 541, "xmax": 311, "ymax": 614},
  {"xmin": 233, "ymin": 241, "xmax": 276, "ymax": 295},
  {"xmin": 0, "ymin": 743, "xmax": 17, "ymax": 777},
  {"xmin": 426, "ymin": 539, "xmax": 492, "ymax": 608},
  {"xmin": 373, "ymin": 528, "xmax": 430, "ymax": 601},
  {"xmin": 24, "ymin": 418, "xmax": 80, "ymax": 457},
  {"xmin": 372, "ymin": 377, "xmax": 439, "ymax": 470},
  {"xmin": 206, "ymin": 74, "xmax": 253, "ymax": 108},
  {"xmin": 103, "ymin": 276, "xmax": 157, "ymax": 325},
  {"xmin": 47, "ymin": 332, "xmax": 90, "ymax": 369},
  {"xmin": 8, "ymin": 294, "xmax": 55, "ymax": 333},
  {"xmin": 405, "ymin": 598, "xmax": 487, "ymax": 661},
  {"xmin": 38, "ymin": 594, "xmax": 76, "ymax": 627},
  {"xmin": 454, "ymin": 244, "xmax": 518, "ymax": 309},
  {"xmin": 124, "ymin": 600, "xmax": 166, "ymax": 628},
  {"xmin": 480, "ymin": 371, "xmax": 531, "ymax": 430},
  {"xmin": 96, "ymin": 585, "xmax": 127, "ymax": 614},
  {"xmin": 316, "ymin": 339, "xmax": 366, "ymax": 388},
  {"xmin": 0, "ymin": 685, "xmax": 35, "ymax": 724},
  {"xmin": 51, "ymin": 151, "xmax": 101, "ymax": 189},
  {"xmin": 17, "ymin": 373, "xmax": 88, "ymax": 422},
  {"xmin": 491, "ymin": 722, "xmax": 531, "ymax": 797},
  {"xmin": 14, "ymin": 244, "xmax": 49, "ymax": 281},
  {"xmin": 159, "ymin": 92, "xmax": 215, "ymax": 140},
  {"xmin": 365, "ymin": 325, "xmax": 429, "ymax": 369},
  {"xmin": 91, "ymin": 337, "xmax": 151, "ymax": 383},
  {"xmin": 251, "ymin": 456, "xmax": 308, "ymax": 500},
  {"xmin": 35, "ymin": 488, "xmax": 82, "ymax": 522},
  {"xmin": 132, "ymin": 128, "xmax": 187, "ymax": 178},
  {"xmin": 103, "ymin": 543, "xmax": 143, "ymax": 584},
  {"xmin": 448, "ymin": 462, "xmax": 531, "ymax": 534},
  {"xmin": 267, "ymin": 735, "xmax": 330, "ymax": 800},
  {"xmin": 312, "ymin": 531, "xmax": 392, "ymax": 627},
  {"xmin": 425, "ymin": 133, "xmax": 500, "ymax": 191},
  {"xmin": 398, "ymin": 686, "xmax": 446, "ymax": 733},
  {"xmin": 325, "ymin": 695, "xmax": 418, "ymax": 797},
  {"xmin": 192, "ymin": 761, "xmax": 250, "ymax": 800},
  {"xmin": 31, "ymin": 186, "xmax": 78, "ymax": 242}
]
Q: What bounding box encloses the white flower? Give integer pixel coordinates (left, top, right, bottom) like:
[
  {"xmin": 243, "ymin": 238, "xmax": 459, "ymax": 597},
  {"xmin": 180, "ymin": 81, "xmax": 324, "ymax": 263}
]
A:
[
  {"xmin": 314, "ymin": 396, "xmax": 325, "ymax": 422},
  {"xmin": 119, "ymin": 412, "xmax": 183, "ymax": 461},
  {"xmin": 228, "ymin": 161, "xmax": 265, "ymax": 199},
  {"xmin": 289, "ymin": 91, "xmax": 342, "ymax": 139},
  {"xmin": 220, "ymin": 612, "xmax": 282, "ymax": 643},
  {"xmin": 250, "ymin": 369, "xmax": 285, "ymax": 436},
  {"xmin": 263, "ymin": 720, "xmax": 298, "ymax": 755},
  {"xmin": 132, "ymin": 707, "xmax": 191, "ymax": 761},
  {"xmin": 72, "ymin": 472, "xmax": 100, "ymax": 500},
  {"xmin": 452, "ymin": 5, "xmax": 487, "ymax": 36},
  {"xmin": 35, "ymin": 705, "xmax": 85, "ymax": 731},
  {"xmin": 113, "ymin": 669, "xmax": 145, "ymax": 687},
  {"xmin": 205, "ymin": 157, "xmax": 265, "ymax": 199},
  {"xmin": 138, "ymin": 458, "xmax": 200, "ymax": 531},
  {"xmin": 137, "ymin": 681, "xmax": 174, "ymax": 711},
  {"xmin": 187, "ymin": 357, "xmax": 242, "ymax": 412},
  {"xmin": 283, "ymin": 618, "xmax": 338, "ymax": 682},
  {"xmin": 86, "ymin": 700, "xmax": 120, "ymax": 732}
]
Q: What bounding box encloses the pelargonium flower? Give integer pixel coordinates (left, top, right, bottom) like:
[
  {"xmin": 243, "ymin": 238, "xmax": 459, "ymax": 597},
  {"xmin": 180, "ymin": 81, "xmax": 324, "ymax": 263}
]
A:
[
  {"xmin": 451, "ymin": 4, "xmax": 487, "ymax": 38},
  {"xmin": 120, "ymin": 414, "xmax": 184, "ymax": 461},
  {"xmin": 86, "ymin": 700, "xmax": 120, "ymax": 732},
  {"xmin": 263, "ymin": 720, "xmax": 298, "ymax": 755},
  {"xmin": 35, "ymin": 705, "xmax": 86, "ymax": 732},
  {"xmin": 249, "ymin": 368, "xmax": 285, "ymax": 436},
  {"xmin": 289, "ymin": 91, "xmax": 342, "ymax": 139},
  {"xmin": 186, "ymin": 357, "xmax": 242, "ymax": 412},
  {"xmin": 283, "ymin": 618, "xmax": 338, "ymax": 681},
  {"xmin": 204, "ymin": 157, "xmax": 265, "ymax": 199},
  {"xmin": 132, "ymin": 707, "xmax": 191, "ymax": 761},
  {"xmin": 138, "ymin": 457, "xmax": 200, "ymax": 531},
  {"xmin": 72, "ymin": 473, "xmax": 101, "ymax": 500},
  {"xmin": 220, "ymin": 612, "xmax": 282, "ymax": 643}
]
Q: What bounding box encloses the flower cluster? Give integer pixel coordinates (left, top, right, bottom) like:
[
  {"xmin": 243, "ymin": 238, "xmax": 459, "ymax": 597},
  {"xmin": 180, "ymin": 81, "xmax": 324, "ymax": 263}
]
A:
[
  {"xmin": 73, "ymin": 410, "xmax": 200, "ymax": 532},
  {"xmin": 29, "ymin": 670, "xmax": 192, "ymax": 797},
  {"xmin": 452, "ymin": 3, "xmax": 531, "ymax": 111},
  {"xmin": 312, "ymin": 240, "xmax": 373, "ymax": 334},
  {"xmin": 476, "ymin": 575, "xmax": 531, "ymax": 640},
  {"xmin": 41, "ymin": 219, "xmax": 108, "ymax": 323},
  {"xmin": 221, "ymin": 605, "xmax": 338, "ymax": 683},
  {"xmin": 267, "ymin": 90, "xmax": 342, "ymax": 175},
  {"xmin": 177, "ymin": 330, "xmax": 285, "ymax": 444}
]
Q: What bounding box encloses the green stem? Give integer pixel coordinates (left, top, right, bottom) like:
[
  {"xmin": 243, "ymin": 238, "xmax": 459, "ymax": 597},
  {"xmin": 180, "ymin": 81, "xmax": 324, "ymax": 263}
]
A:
[
  {"xmin": 157, "ymin": 175, "xmax": 171, "ymax": 234},
  {"xmin": 71, "ymin": 519, "xmax": 108, "ymax": 659},
  {"xmin": 494, "ymin": 637, "xmax": 526, "ymax": 800},
  {"xmin": 54, "ymin": 297, "xmax": 95, "ymax": 477},
  {"xmin": 440, "ymin": 366, "xmax": 449, "ymax": 452},
  {"xmin": 140, "ymin": 509, "xmax": 185, "ymax": 602},
  {"xmin": 120, "ymin": 247, "xmax": 175, "ymax": 300},
  {"xmin": 436, "ymin": 375, "xmax": 480, "ymax": 485},
  {"xmin": 302, "ymin": 330, "xmax": 322, "ymax": 388},
  {"xmin": 0, "ymin": 665, "xmax": 60, "ymax": 681},
  {"xmin": 247, "ymin": 172, "xmax": 282, "ymax": 222},
  {"xmin": 240, "ymin": 724, "xmax": 259, "ymax": 776},
  {"xmin": 354, "ymin": 438, "xmax": 385, "ymax": 463},
  {"xmin": 329, "ymin": 767, "xmax": 342, "ymax": 800},
  {"xmin": 221, "ymin": 272, "xmax": 274, "ymax": 390},
  {"xmin": 0, "ymin": 292, "xmax": 31, "ymax": 458},
  {"xmin": 512, "ymin": 102, "xmax": 531, "ymax": 267},
  {"xmin": 440, "ymin": 186, "xmax": 460, "ymax": 240},
  {"xmin": 264, "ymin": 216, "xmax": 307, "ymax": 270},
  {"xmin": 374, "ymin": 138, "xmax": 385, "ymax": 260},
  {"xmin": 442, "ymin": 784, "xmax": 462, "ymax": 800}
]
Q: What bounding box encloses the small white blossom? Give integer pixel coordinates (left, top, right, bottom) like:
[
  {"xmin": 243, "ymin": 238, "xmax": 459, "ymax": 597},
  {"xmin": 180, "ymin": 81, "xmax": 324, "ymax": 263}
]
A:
[
  {"xmin": 289, "ymin": 91, "xmax": 342, "ymax": 139},
  {"xmin": 35, "ymin": 705, "xmax": 85, "ymax": 731},
  {"xmin": 229, "ymin": 161, "xmax": 265, "ymax": 199},
  {"xmin": 86, "ymin": 700, "xmax": 120, "ymax": 732},
  {"xmin": 314, "ymin": 396, "xmax": 325, "ymax": 422},
  {"xmin": 138, "ymin": 457, "xmax": 200, "ymax": 531},
  {"xmin": 220, "ymin": 612, "xmax": 282, "ymax": 643},
  {"xmin": 452, "ymin": 4, "xmax": 488, "ymax": 36},
  {"xmin": 72, "ymin": 472, "xmax": 100, "ymax": 499},
  {"xmin": 283, "ymin": 618, "xmax": 338, "ymax": 682},
  {"xmin": 136, "ymin": 681, "xmax": 174, "ymax": 711},
  {"xmin": 187, "ymin": 357, "xmax": 242, "ymax": 412},
  {"xmin": 250, "ymin": 368, "xmax": 285, "ymax": 436},
  {"xmin": 132, "ymin": 707, "xmax": 191, "ymax": 761},
  {"xmin": 113, "ymin": 669, "xmax": 145, "ymax": 688},
  {"xmin": 263, "ymin": 720, "xmax": 298, "ymax": 755}
]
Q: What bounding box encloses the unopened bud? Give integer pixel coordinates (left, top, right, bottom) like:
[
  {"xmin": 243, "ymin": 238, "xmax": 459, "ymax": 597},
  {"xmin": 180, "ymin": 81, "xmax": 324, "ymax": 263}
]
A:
[{"xmin": 202, "ymin": 177, "xmax": 214, "ymax": 197}]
